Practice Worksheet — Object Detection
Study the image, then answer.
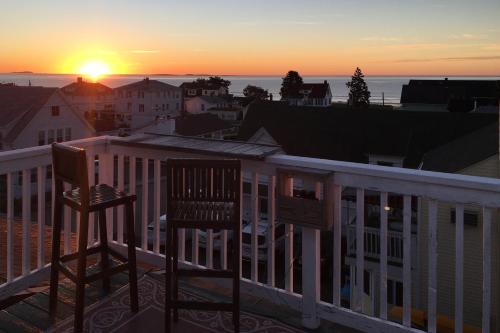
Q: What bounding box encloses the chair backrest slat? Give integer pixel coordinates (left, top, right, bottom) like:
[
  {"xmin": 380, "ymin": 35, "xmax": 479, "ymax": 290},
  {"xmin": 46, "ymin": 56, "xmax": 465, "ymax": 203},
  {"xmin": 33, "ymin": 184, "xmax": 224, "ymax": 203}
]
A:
[
  {"xmin": 51, "ymin": 143, "xmax": 89, "ymax": 204},
  {"xmin": 167, "ymin": 159, "xmax": 240, "ymax": 203}
]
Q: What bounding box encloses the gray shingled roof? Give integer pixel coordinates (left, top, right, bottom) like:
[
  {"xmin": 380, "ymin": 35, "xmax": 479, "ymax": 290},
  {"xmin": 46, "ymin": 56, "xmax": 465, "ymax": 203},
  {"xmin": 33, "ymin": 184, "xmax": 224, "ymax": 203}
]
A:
[
  {"xmin": 421, "ymin": 123, "xmax": 498, "ymax": 173},
  {"xmin": 238, "ymin": 101, "xmax": 498, "ymax": 168},
  {"xmin": 114, "ymin": 78, "xmax": 181, "ymax": 92},
  {"xmin": 0, "ymin": 85, "xmax": 57, "ymax": 127}
]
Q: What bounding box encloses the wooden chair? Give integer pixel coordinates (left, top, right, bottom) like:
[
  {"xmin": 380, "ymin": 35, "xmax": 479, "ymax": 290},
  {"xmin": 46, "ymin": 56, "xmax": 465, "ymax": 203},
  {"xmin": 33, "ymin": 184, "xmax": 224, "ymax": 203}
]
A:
[
  {"xmin": 165, "ymin": 159, "xmax": 241, "ymax": 333},
  {"xmin": 49, "ymin": 143, "xmax": 139, "ymax": 332}
]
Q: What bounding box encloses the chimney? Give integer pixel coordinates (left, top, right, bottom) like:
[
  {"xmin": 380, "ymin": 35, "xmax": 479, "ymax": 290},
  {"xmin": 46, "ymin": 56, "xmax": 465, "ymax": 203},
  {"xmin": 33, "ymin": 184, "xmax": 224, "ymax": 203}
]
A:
[{"xmin": 77, "ymin": 77, "xmax": 83, "ymax": 84}]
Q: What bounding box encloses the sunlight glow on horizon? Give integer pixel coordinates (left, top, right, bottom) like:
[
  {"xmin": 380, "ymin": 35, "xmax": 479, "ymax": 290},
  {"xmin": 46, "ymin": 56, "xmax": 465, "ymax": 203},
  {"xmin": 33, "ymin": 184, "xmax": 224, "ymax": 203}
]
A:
[{"xmin": 79, "ymin": 61, "xmax": 111, "ymax": 81}]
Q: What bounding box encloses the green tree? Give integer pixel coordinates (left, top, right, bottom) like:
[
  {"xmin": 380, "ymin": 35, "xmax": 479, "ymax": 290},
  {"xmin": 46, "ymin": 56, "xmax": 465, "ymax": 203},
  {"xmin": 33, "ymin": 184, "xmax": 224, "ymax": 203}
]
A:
[
  {"xmin": 243, "ymin": 85, "xmax": 269, "ymax": 99},
  {"xmin": 280, "ymin": 70, "xmax": 303, "ymax": 98},
  {"xmin": 346, "ymin": 67, "xmax": 371, "ymax": 107},
  {"xmin": 196, "ymin": 76, "xmax": 231, "ymax": 88}
]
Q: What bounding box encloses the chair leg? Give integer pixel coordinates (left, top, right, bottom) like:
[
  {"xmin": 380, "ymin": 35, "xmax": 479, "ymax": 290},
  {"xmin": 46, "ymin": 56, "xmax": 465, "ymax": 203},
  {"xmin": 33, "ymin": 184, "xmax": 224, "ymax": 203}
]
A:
[
  {"xmin": 173, "ymin": 227, "xmax": 179, "ymax": 323},
  {"xmin": 165, "ymin": 223, "xmax": 172, "ymax": 333},
  {"xmin": 74, "ymin": 210, "xmax": 89, "ymax": 333},
  {"xmin": 125, "ymin": 202, "xmax": 139, "ymax": 313},
  {"xmin": 98, "ymin": 209, "xmax": 110, "ymax": 293},
  {"xmin": 49, "ymin": 199, "xmax": 63, "ymax": 320}
]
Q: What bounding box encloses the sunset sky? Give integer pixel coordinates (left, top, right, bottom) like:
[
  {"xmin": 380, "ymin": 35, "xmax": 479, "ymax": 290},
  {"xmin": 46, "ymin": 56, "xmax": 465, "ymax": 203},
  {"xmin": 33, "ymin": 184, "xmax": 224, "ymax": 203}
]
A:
[{"xmin": 1, "ymin": 0, "xmax": 499, "ymax": 76}]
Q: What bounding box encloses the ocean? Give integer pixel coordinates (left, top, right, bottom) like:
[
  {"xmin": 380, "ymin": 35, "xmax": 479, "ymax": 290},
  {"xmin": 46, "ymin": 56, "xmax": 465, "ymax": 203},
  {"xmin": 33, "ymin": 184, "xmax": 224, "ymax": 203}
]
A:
[{"xmin": 1, "ymin": 74, "xmax": 499, "ymax": 106}]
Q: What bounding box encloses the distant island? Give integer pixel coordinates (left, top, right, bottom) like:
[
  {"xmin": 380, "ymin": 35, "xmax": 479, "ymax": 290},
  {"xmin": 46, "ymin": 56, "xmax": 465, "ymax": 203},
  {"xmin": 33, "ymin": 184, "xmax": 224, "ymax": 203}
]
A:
[{"xmin": 11, "ymin": 71, "xmax": 33, "ymax": 74}]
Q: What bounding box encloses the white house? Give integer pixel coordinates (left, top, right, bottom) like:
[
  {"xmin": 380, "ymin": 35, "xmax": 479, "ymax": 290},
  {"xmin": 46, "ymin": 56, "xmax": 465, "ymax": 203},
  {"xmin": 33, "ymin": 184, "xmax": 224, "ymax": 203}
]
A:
[
  {"xmin": 0, "ymin": 85, "xmax": 95, "ymax": 151},
  {"xmin": 184, "ymin": 96, "xmax": 229, "ymax": 114},
  {"xmin": 114, "ymin": 78, "xmax": 183, "ymax": 129},
  {"xmin": 282, "ymin": 81, "xmax": 332, "ymax": 107},
  {"xmin": 180, "ymin": 81, "xmax": 229, "ymax": 98},
  {"xmin": 61, "ymin": 77, "xmax": 114, "ymax": 118}
]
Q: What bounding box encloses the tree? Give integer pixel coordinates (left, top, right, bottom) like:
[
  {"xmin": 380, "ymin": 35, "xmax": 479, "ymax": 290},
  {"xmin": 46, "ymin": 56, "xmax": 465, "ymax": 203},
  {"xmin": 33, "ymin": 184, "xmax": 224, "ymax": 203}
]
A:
[
  {"xmin": 196, "ymin": 76, "xmax": 231, "ymax": 88},
  {"xmin": 346, "ymin": 67, "xmax": 371, "ymax": 107},
  {"xmin": 243, "ymin": 85, "xmax": 269, "ymax": 99},
  {"xmin": 280, "ymin": 70, "xmax": 303, "ymax": 98}
]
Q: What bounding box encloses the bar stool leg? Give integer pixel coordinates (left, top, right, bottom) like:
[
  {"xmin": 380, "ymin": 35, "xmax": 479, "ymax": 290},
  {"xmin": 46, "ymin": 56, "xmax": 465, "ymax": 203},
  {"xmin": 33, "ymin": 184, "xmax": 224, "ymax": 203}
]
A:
[
  {"xmin": 49, "ymin": 199, "xmax": 64, "ymax": 320},
  {"xmin": 165, "ymin": 223, "xmax": 172, "ymax": 333},
  {"xmin": 125, "ymin": 202, "xmax": 139, "ymax": 313},
  {"xmin": 74, "ymin": 210, "xmax": 89, "ymax": 333},
  {"xmin": 98, "ymin": 209, "xmax": 111, "ymax": 293}
]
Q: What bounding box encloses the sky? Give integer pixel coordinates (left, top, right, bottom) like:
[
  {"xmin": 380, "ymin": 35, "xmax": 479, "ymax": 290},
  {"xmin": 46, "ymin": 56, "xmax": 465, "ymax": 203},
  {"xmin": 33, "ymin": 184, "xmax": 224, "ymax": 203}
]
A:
[{"xmin": 0, "ymin": 0, "xmax": 499, "ymax": 76}]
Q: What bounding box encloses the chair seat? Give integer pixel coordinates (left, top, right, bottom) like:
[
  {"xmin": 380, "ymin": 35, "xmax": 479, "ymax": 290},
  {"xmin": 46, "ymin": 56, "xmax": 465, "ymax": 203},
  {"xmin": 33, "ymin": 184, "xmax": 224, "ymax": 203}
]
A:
[
  {"xmin": 171, "ymin": 201, "xmax": 235, "ymax": 226},
  {"xmin": 63, "ymin": 184, "xmax": 136, "ymax": 211}
]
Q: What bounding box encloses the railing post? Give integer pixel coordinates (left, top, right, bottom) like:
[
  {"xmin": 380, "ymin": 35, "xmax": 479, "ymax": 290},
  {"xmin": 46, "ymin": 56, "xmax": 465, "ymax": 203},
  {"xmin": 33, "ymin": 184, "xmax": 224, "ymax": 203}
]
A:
[
  {"xmin": 301, "ymin": 181, "xmax": 322, "ymax": 329},
  {"xmin": 100, "ymin": 152, "xmax": 114, "ymax": 240},
  {"xmin": 301, "ymin": 227, "xmax": 320, "ymax": 328},
  {"xmin": 22, "ymin": 169, "xmax": 31, "ymax": 276}
]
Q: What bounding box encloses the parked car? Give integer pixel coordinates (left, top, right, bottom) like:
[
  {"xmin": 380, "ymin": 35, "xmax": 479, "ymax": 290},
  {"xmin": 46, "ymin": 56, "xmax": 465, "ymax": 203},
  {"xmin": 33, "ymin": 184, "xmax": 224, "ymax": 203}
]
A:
[
  {"xmin": 241, "ymin": 214, "xmax": 286, "ymax": 261},
  {"xmin": 147, "ymin": 214, "xmax": 222, "ymax": 249}
]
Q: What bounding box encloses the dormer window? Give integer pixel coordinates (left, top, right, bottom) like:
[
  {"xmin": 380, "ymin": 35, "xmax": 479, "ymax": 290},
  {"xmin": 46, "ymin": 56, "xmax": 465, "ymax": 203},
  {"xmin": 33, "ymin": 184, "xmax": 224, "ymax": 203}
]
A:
[{"xmin": 51, "ymin": 106, "xmax": 60, "ymax": 116}]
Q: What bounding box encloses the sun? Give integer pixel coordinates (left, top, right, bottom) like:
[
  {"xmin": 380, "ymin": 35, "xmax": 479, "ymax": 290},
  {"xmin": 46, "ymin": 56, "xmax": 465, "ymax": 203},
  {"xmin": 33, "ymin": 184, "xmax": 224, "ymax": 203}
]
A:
[{"xmin": 79, "ymin": 60, "xmax": 111, "ymax": 81}]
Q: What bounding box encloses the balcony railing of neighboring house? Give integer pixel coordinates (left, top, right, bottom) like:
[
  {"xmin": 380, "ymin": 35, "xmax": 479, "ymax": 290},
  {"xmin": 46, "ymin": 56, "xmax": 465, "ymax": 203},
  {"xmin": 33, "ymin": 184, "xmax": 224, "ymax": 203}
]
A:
[
  {"xmin": 346, "ymin": 225, "xmax": 418, "ymax": 265},
  {"xmin": 0, "ymin": 135, "xmax": 499, "ymax": 333}
]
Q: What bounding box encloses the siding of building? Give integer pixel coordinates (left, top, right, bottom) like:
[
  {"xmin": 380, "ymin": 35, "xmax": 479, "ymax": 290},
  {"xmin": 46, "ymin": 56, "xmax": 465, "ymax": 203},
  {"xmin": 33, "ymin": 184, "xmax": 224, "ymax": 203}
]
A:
[
  {"xmin": 417, "ymin": 154, "xmax": 500, "ymax": 331},
  {"xmin": 11, "ymin": 92, "xmax": 94, "ymax": 149}
]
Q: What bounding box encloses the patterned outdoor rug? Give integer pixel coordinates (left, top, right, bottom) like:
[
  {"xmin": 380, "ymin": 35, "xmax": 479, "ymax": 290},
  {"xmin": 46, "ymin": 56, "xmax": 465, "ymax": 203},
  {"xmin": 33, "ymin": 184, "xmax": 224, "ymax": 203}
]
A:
[{"xmin": 52, "ymin": 274, "xmax": 305, "ymax": 333}]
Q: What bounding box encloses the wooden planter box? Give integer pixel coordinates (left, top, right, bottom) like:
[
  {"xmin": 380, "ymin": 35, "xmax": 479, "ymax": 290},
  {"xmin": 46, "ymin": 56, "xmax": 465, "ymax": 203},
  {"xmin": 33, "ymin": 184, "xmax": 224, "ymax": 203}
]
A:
[{"xmin": 277, "ymin": 167, "xmax": 334, "ymax": 230}]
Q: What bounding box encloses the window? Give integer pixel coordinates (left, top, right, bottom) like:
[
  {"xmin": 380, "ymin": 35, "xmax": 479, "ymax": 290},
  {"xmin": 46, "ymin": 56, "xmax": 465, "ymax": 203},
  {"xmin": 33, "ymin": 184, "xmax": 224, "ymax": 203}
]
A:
[
  {"xmin": 387, "ymin": 280, "xmax": 403, "ymax": 306},
  {"xmin": 166, "ymin": 104, "xmax": 169, "ymax": 110},
  {"xmin": 51, "ymin": 106, "xmax": 60, "ymax": 116},
  {"xmin": 450, "ymin": 209, "xmax": 479, "ymax": 227},
  {"xmin": 48, "ymin": 129, "xmax": 55, "ymax": 144},
  {"xmin": 126, "ymin": 91, "xmax": 132, "ymax": 98},
  {"xmin": 201, "ymin": 104, "xmax": 205, "ymax": 111},
  {"xmin": 56, "ymin": 129, "xmax": 63, "ymax": 142},
  {"xmin": 65, "ymin": 128, "xmax": 71, "ymax": 141},
  {"xmin": 127, "ymin": 102, "xmax": 132, "ymax": 111},
  {"xmin": 139, "ymin": 104, "xmax": 145, "ymax": 112},
  {"xmin": 162, "ymin": 104, "xmax": 165, "ymax": 111},
  {"xmin": 176, "ymin": 102, "xmax": 179, "ymax": 110},
  {"xmin": 38, "ymin": 130, "xmax": 45, "ymax": 146}
]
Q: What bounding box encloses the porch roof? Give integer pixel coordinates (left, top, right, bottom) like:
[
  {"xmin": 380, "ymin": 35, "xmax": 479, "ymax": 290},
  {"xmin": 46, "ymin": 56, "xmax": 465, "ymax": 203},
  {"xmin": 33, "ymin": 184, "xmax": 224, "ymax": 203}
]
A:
[{"xmin": 113, "ymin": 134, "xmax": 282, "ymax": 160}]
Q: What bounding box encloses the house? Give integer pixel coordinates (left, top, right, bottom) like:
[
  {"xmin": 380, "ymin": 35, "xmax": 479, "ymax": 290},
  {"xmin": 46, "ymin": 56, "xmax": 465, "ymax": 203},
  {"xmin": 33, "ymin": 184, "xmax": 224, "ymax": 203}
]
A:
[
  {"xmin": 400, "ymin": 78, "xmax": 500, "ymax": 112},
  {"xmin": 281, "ymin": 81, "xmax": 332, "ymax": 107},
  {"xmin": 61, "ymin": 77, "xmax": 120, "ymax": 134},
  {"xmin": 180, "ymin": 81, "xmax": 229, "ymax": 98},
  {"xmin": 207, "ymin": 106, "xmax": 242, "ymax": 122},
  {"xmin": 174, "ymin": 113, "xmax": 234, "ymax": 139},
  {"xmin": 238, "ymin": 100, "xmax": 500, "ymax": 322},
  {"xmin": 416, "ymin": 123, "xmax": 500, "ymax": 328},
  {"xmin": 61, "ymin": 77, "xmax": 114, "ymax": 117},
  {"xmin": 184, "ymin": 95, "xmax": 230, "ymax": 114},
  {"xmin": 114, "ymin": 78, "xmax": 182, "ymax": 129},
  {"xmin": 0, "ymin": 85, "xmax": 95, "ymax": 151}
]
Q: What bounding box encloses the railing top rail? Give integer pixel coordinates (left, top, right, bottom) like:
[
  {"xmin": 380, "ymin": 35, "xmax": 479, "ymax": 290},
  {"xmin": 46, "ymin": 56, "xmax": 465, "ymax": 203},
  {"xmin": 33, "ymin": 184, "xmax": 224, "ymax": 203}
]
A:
[
  {"xmin": 267, "ymin": 154, "xmax": 500, "ymax": 206},
  {"xmin": 0, "ymin": 136, "xmax": 108, "ymax": 173}
]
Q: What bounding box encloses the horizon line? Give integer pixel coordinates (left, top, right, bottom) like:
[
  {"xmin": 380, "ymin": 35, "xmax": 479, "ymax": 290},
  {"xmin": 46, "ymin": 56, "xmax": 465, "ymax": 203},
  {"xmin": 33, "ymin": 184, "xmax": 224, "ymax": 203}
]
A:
[{"xmin": 2, "ymin": 72, "xmax": 500, "ymax": 78}]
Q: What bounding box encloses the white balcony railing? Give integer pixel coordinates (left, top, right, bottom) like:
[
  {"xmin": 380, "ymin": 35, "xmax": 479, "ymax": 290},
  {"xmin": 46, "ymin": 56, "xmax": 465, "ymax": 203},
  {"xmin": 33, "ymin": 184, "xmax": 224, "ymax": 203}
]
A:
[{"xmin": 0, "ymin": 135, "xmax": 499, "ymax": 333}]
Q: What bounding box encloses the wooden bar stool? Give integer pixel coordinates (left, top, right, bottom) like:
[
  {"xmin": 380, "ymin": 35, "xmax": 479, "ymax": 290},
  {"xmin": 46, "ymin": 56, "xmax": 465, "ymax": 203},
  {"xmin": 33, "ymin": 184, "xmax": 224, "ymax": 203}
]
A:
[
  {"xmin": 49, "ymin": 143, "xmax": 139, "ymax": 333},
  {"xmin": 165, "ymin": 159, "xmax": 241, "ymax": 333}
]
